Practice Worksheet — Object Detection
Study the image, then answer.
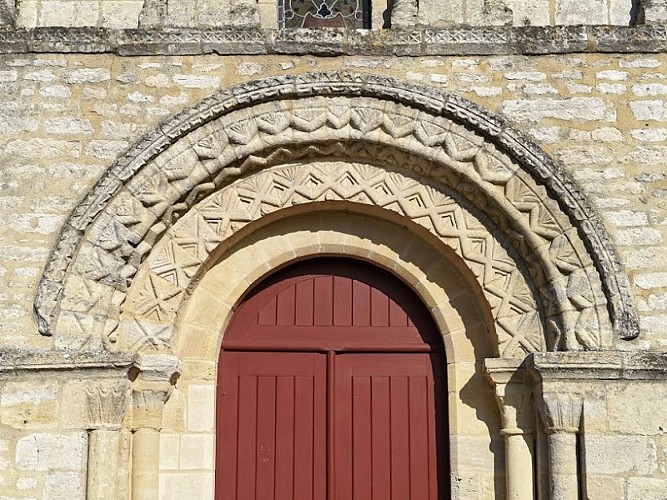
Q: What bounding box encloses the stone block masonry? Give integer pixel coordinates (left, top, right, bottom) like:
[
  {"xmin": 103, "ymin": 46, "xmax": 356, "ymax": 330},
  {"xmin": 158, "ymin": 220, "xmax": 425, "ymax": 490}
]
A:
[
  {"xmin": 0, "ymin": 52, "xmax": 666, "ymax": 349},
  {"xmin": 0, "ymin": 49, "xmax": 666, "ymax": 500}
]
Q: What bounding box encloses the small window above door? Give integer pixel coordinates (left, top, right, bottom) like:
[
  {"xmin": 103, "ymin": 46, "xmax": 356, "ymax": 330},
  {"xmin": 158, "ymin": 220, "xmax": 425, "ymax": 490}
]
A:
[{"xmin": 278, "ymin": 0, "xmax": 372, "ymax": 29}]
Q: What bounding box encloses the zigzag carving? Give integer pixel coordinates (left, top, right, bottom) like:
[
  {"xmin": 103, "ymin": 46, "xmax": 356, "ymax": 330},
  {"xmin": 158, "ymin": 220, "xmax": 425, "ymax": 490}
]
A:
[
  {"xmin": 122, "ymin": 162, "xmax": 544, "ymax": 356},
  {"xmin": 34, "ymin": 72, "xmax": 637, "ymax": 354}
]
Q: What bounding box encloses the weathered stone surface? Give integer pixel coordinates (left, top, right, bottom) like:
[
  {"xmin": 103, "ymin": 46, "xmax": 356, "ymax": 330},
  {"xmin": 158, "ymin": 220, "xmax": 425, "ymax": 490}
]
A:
[
  {"xmin": 0, "ymin": 21, "xmax": 665, "ymax": 500},
  {"xmin": 15, "ymin": 432, "xmax": 87, "ymax": 471},
  {"xmin": 585, "ymin": 435, "xmax": 658, "ymax": 475},
  {"xmin": 501, "ymin": 97, "xmax": 607, "ymax": 122}
]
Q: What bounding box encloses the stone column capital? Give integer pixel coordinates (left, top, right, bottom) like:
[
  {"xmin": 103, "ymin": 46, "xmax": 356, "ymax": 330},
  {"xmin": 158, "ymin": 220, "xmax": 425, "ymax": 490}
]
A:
[
  {"xmin": 131, "ymin": 383, "xmax": 173, "ymax": 430},
  {"xmin": 537, "ymin": 392, "xmax": 583, "ymax": 434},
  {"xmin": 85, "ymin": 378, "xmax": 130, "ymax": 431},
  {"xmin": 484, "ymin": 358, "xmax": 535, "ymax": 436},
  {"xmin": 130, "ymin": 354, "xmax": 181, "ymax": 431}
]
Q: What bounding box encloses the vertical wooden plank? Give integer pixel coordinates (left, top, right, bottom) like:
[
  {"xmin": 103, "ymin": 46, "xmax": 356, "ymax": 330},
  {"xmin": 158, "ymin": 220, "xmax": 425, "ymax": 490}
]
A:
[
  {"xmin": 217, "ymin": 352, "xmax": 240, "ymax": 500},
  {"xmin": 258, "ymin": 296, "xmax": 278, "ymax": 325},
  {"xmin": 352, "ymin": 376, "xmax": 372, "ymax": 500},
  {"xmin": 371, "ymin": 376, "xmax": 391, "ymax": 500},
  {"xmin": 352, "ymin": 280, "xmax": 371, "ymax": 326},
  {"xmin": 276, "ymin": 286, "xmax": 296, "ymax": 326},
  {"xmin": 256, "ymin": 376, "xmax": 277, "ymax": 500},
  {"xmin": 294, "ymin": 376, "xmax": 315, "ymax": 499},
  {"xmin": 390, "ymin": 376, "xmax": 410, "ymax": 500},
  {"xmin": 237, "ymin": 375, "xmax": 258, "ymax": 500},
  {"xmin": 314, "ymin": 276, "xmax": 333, "ymax": 326},
  {"xmin": 295, "ymin": 279, "xmax": 314, "ymax": 326},
  {"xmin": 274, "ymin": 377, "xmax": 295, "ymax": 500},
  {"xmin": 408, "ymin": 376, "xmax": 430, "ymax": 500},
  {"xmin": 327, "ymin": 351, "xmax": 336, "ymax": 500},
  {"xmin": 371, "ymin": 288, "xmax": 389, "ymax": 326},
  {"xmin": 313, "ymin": 356, "xmax": 328, "ymax": 500},
  {"xmin": 333, "ymin": 357, "xmax": 353, "ymax": 500},
  {"xmin": 333, "ymin": 277, "xmax": 352, "ymax": 326},
  {"xmin": 389, "ymin": 298, "xmax": 408, "ymax": 326}
]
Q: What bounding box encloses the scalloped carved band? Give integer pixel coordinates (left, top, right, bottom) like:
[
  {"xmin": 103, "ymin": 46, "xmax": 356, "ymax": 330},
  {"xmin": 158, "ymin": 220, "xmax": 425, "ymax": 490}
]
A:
[{"xmin": 33, "ymin": 72, "xmax": 639, "ymax": 354}]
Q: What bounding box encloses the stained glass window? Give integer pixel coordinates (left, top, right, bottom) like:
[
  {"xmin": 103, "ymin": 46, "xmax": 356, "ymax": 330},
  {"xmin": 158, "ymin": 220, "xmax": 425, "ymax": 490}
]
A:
[{"xmin": 279, "ymin": 0, "xmax": 371, "ymax": 29}]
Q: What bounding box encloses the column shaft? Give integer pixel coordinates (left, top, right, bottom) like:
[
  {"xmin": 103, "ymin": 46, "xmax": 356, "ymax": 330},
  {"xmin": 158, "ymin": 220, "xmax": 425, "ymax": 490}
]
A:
[
  {"xmin": 132, "ymin": 428, "xmax": 161, "ymax": 500},
  {"xmin": 504, "ymin": 433, "xmax": 535, "ymax": 500},
  {"xmin": 87, "ymin": 429, "xmax": 121, "ymax": 500},
  {"xmin": 547, "ymin": 432, "xmax": 579, "ymax": 500}
]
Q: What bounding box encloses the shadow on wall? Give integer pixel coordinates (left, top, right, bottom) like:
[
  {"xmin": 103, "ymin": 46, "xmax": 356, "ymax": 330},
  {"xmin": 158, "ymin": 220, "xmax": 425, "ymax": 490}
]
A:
[{"xmin": 630, "ymin": 0, "xmax": 644, "ymax": 25}]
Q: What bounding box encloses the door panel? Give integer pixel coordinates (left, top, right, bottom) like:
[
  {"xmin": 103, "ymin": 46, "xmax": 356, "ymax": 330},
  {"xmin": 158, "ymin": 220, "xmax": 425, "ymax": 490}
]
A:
[
  {"xmin": 216, "ymin": 351, "xmax": 327, "ymax": 500},
  {"xmin": 218, "ymin": 259, "xmax": 449, "ymax": 499},
  {"xmin": 333, "ymin": 353, "xmax": 441, "ymax": 500}
]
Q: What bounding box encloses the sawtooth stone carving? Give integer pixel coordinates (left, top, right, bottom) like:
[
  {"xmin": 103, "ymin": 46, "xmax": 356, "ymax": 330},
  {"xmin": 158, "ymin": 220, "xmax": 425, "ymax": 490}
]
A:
[
  {"xmin": 122, "ymin": 160, "xmax": 545, "ymax": 356},
  {"xmin": 34, "ymin": 72, "xmax": 639, "ymax": 354}
]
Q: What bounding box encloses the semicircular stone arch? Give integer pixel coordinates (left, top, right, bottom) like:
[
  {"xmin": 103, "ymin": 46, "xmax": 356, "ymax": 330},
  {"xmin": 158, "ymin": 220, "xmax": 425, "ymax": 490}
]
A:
[
  {"xmin": 34, "ymin": 72, "xmax": 639, "ymax": 356},
  {"xmin": 122, "ymin": 160, "xmax": 542, "ymax": 358}
]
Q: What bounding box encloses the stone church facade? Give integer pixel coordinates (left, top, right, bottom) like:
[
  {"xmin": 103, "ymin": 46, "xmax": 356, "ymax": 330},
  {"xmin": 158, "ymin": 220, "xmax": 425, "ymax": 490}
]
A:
[{"xmin": 0, "ymin": 0, "xmax": 667, "ymax": 498}]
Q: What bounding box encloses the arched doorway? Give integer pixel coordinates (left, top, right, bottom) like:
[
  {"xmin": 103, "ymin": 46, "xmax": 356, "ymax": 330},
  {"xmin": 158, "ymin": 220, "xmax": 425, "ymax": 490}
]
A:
[{"xmin": 216, "ymin": 257, "xmax": 449, "ymax": 499}]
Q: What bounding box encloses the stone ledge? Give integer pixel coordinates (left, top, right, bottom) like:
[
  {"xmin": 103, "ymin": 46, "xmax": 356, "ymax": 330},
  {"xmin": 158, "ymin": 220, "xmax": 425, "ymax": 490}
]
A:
[
  {"xmin": 526, "ymin": 351, "xmax": 667, "ymax": 380},
  {"xmin": 0, "ymin": 26, "xmax": 665, "ymax": 55},
  {"xmin": 0, "ymin": 348, "xmax": 135, "ymax": 372}
]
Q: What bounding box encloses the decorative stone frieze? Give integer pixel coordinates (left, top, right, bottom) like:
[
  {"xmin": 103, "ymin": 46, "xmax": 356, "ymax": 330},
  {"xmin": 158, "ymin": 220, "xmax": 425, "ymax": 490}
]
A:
[
  {"xmin": 33, "ymin": 73, "xmax": 638, "ymax": 357},
  {"xmin": 0, "ymin": 27, "xmax": 666, "ymax": 55},
  {"xmin": 122, "ymin": 160, "xmax": 546, "ymax": 356}
]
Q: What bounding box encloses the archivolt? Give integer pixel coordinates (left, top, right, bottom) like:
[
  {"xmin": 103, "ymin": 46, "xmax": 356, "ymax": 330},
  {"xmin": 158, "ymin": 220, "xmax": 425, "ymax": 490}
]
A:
[{"xmin": 34, "ymin": 72, "xmax": 639, "ymax": 353}]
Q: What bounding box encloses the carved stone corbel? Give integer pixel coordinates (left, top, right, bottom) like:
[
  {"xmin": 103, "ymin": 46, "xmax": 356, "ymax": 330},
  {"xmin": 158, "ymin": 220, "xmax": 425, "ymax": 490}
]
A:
[
  {"xmin": 537, "ymin": 392, "xmax": 583, "ymax": 500},
  {"xmin": 230, "ymin": 0, "xmax": 261, "ymax": 27},
  {"xmin": 0, "ymin": 0, "xmax": 15, "ymax": 27},
  {"xmin": 138, "ymin": 0, "xmax": 167, "ymax": 27},
  {"xmin": 85, "ymin": 379, "xmax": 130, "ymax": 500},
  {"xmin": 485, "ymin": 358, "xmax": 536, "ymax": 500}
]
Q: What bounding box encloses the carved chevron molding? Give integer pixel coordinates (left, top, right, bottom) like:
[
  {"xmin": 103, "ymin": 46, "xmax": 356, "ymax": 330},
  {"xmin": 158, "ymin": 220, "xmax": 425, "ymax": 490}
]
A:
[
  {"xmin": 34, "ymin": 72, "xmax": 639, "ymax": 354},
  {"xmin": 122, "ymin": 161, "xmax": 545, "ymax": 357}
]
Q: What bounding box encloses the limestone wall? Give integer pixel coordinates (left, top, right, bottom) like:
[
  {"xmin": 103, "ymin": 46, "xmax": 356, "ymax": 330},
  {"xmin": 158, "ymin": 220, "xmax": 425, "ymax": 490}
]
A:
[
  {"xmin": 5, "ymin": 0, "xmax": 637, "ymax": 28},
  {"xmin": 1, "ymin": 52, "xmax": 666, "ymax": 349},
  {"xmin": 0, "ymin": 51, "xmax": 667, "ymax": 499}
]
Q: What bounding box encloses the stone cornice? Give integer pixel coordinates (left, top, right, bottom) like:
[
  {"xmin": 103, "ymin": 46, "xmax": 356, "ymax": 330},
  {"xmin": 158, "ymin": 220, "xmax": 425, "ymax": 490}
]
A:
[
  {"xmin": 0, "ymin": 25, "xmax": 665, "ymax": 56},
  {"xmin": 527, "ymin": 351, "xmax": 667, "ymax": 380},
  {"xmin": 0, "ymin": 348, "xmax": 135, "ymax": 372}
]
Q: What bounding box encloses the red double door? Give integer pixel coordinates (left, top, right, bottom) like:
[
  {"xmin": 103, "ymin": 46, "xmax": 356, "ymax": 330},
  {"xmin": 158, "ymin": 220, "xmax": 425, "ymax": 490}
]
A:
[{"xmin": 216, "ymin": 259, "xmax": 448, "ymax": 500}]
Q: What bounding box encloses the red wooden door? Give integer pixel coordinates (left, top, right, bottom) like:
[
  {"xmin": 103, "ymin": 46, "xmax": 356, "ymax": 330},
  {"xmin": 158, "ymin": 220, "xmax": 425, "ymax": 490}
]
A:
[
  {"xmin": 217, "ymin": 351, "xmax": 327, "ymax": 500},
  {"xmin": 216, "ymin": 258, "xmax": 448, "ymax": 499},
  {"xmin": 334, "ymin": 354, "xmax": 442, "ymax": 500}
]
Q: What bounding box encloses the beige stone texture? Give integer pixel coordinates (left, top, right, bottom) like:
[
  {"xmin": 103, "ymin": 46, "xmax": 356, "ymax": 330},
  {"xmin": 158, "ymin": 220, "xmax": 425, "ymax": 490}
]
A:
[{"xmin": 0, "ymin": 45, "xmax": 666, "ymax": 499}]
